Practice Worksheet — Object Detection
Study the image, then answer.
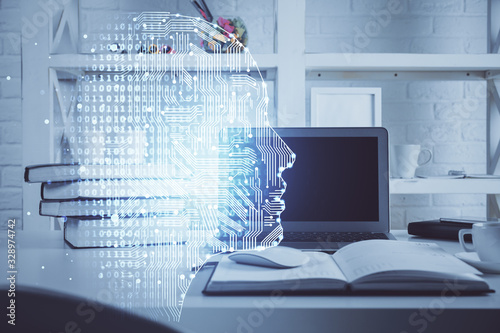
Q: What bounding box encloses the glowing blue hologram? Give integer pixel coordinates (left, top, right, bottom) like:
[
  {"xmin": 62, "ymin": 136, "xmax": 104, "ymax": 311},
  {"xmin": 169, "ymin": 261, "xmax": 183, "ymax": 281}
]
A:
[{"xmin": 70, "ymin": 12, "xmax": 294, "ymax": 322}]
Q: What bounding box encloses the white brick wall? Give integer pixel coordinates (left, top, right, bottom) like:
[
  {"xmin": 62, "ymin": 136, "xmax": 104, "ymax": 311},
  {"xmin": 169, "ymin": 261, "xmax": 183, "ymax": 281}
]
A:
[
  {"xmin": 306, "ymin": 0, "xmax": 487, "ymax": 53},
  {"xmin": 0, "ymin": 0, "xmax": 22, "ymax": 229}
]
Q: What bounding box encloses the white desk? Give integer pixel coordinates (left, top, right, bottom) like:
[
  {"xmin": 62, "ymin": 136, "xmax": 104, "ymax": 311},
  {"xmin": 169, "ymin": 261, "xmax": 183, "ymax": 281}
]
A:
[
  {"xmin": 1, "ymin": 230, "xmax": 499, "ymax": 333},
  {"xmin": 182, "ymin": 231, "xmax": 500, "ymax": 333}
]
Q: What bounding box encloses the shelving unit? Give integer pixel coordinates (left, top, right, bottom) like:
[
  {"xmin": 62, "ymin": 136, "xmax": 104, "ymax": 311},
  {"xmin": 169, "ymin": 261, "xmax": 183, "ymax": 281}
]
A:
[{"xmin": 20, "ymin": 0, "xmax": 500, "ymax": 230}]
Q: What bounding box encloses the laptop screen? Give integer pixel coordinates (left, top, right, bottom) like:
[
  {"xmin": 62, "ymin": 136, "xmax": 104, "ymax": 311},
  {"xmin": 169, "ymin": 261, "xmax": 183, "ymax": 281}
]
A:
[{"xmin": 277, "ymin": 129, "xmax": 385, "ymax": 224}]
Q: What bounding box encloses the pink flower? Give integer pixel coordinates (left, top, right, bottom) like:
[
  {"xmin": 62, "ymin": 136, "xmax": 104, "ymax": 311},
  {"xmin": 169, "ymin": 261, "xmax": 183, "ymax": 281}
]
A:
[
  {"xmin": 217, "ymin": 16, "xmax": 230, "ymax": 27},
  {"xmin": 217, "ymin": 16, "xmax": 234, "ymax": 36}
]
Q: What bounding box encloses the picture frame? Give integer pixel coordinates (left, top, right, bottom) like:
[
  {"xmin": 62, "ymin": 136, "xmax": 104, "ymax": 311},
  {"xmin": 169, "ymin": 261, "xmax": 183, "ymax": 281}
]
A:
[{"xmin": 311, "ymin": 87, "xmax": 382, "ymax": 127}]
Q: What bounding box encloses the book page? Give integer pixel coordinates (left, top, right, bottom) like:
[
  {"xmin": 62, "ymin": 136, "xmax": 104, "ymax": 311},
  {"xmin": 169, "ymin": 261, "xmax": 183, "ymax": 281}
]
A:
[
  {"xmin": 332, "ymin": 240, "xmax": 481, "ymax": 283},
  {"xmin": 466, "ymin": 174, "xmax": 500, "ymax": 179},
  {"xmin": 210, "ymin": 251, "xmax": 346, "ymax": 284},
  {"xmin": 416, "ymin": 175, "xmax": 464, "ymax": 179}
]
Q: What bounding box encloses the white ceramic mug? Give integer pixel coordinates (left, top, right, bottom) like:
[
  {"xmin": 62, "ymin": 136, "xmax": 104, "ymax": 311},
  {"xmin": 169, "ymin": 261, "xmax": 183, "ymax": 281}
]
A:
[
  {"xmin": 390, "ymin": 144, "xmax": 432, "ymax": 178},
  {"xmin": 459, "ymin": 222, "xmax": 500, "ymax": 262}
]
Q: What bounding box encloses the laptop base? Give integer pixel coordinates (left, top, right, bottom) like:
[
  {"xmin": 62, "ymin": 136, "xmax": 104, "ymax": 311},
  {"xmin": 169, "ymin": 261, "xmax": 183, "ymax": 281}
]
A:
[{"xmin": 280, "ymin": 232, "xmax": 396, "ymax": 251}]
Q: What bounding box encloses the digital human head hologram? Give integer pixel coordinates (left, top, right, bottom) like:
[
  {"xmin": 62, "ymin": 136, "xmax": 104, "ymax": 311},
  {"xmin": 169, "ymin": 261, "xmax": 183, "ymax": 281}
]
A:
[
  {"xmin": 126, "ymin": 13, "xmax": 294, "ymax": 250},
  {"xmin": 65, "ymin": 13, "xmax": 294, "ymax": 321}
]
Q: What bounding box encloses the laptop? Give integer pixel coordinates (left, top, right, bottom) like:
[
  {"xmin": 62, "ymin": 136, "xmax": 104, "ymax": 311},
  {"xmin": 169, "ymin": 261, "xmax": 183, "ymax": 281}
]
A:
[{"xmin": 276, "ymin": 127, "xmax": 395, "ymax": 251}]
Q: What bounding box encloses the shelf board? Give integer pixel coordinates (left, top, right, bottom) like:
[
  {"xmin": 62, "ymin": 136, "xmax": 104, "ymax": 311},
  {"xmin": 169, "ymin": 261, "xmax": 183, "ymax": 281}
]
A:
[
  {"xmin": 305, "ymin": 53, "xmax": 500, "ymax": 72},
  {"xmin": 48, "ymin": 53, "xmax": 500, "ymax": 76},
  {"xmin": 48, "ymin": 53, "xmax": 279, "ymax": 71},
  {"xmin": 390, "ymin": 178, "xmax": 500, "ymax": 194}
]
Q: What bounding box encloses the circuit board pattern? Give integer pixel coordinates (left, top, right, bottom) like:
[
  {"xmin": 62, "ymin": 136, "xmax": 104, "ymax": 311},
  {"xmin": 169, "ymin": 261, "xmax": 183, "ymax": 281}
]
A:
[{"xmin": 66, "ymin": 13, "xmax": 294, "ymax": 321}]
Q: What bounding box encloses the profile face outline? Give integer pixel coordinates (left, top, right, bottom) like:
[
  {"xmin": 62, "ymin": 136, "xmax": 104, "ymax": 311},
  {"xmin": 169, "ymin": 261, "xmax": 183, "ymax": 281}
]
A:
[
  {"xmin": 72, "ymin": 12, "xmax": 294, "ymax": 321},
  {"xmin": 118, "ymin": 13, "xmax": 295, "ymax": 252}
]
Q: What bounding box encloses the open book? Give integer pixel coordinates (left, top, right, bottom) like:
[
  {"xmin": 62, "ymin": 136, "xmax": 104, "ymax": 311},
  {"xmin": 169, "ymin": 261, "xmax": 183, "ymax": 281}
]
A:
[
  {"xmin": 417, "ymin": 174, "xmax": 500, "ymax": 179},
  {"xmin": 204, "ymin": 240, "xmax": 491, "ymax": 295}
]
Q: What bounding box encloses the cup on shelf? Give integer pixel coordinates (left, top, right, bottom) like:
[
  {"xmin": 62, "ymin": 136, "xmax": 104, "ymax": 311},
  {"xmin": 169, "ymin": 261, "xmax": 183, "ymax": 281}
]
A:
[
  {"xmin": 390, "ymin": 144, "xmax": 432, "ymax": 179},
  {"xmin": 459, "ymin": 222, "xmax": 500, "ymax": 263}
]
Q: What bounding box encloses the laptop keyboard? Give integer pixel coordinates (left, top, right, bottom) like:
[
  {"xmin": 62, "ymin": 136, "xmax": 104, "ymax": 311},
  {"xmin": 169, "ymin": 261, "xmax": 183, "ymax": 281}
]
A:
[{"xmin": 283, "ymin": 232, "xmax": 389, "ymax": 243}]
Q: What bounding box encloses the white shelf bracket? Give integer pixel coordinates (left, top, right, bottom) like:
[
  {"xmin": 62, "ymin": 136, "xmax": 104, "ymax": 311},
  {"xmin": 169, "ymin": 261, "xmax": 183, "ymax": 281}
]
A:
[
  {"xmin": 49, "ymin": 0, "xmax": 79, "ymax": 54},
  {"xmin": 49, "ymin": 69, "xmax": 80, "ymax": 163},
  {"xmin": 276, "ymin": 0, "xmax": 306, "ymax": 126},
  {"xmin": 487, "ymin": 0, "xmax": 500, "ymax": 217},
  {"xmin": 493, "ymin": 29, "xmax": 500, "ymax": 53},
  {"xmin": 488, "ymin": 80, "xmax": 500, "ymax": 174}
]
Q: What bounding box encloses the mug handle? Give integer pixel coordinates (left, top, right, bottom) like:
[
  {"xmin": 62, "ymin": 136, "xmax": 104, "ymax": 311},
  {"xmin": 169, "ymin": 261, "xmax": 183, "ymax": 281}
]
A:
[
  {"xmin": 418, "ymin": 149, "xmax": 432, "ymax": 166},
  {"xmin": 458, "ymin": 229, "xmax": 475, "ymax": 252}
]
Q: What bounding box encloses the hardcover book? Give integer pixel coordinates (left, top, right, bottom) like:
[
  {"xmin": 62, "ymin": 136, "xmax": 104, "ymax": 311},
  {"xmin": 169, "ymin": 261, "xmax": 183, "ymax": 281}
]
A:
[
  {"xmin": 204, "ymin": 240, "xmax": 491, "ymax": 295},
  {"xmin": 25, "ymin": 163, "xmax": 179, "ymax": 183},
  {"xmin": 64, "ymin": 216, "xmax": 190, "ymax": 248},
  {"xmin": 39, "ymin": 198, "xmax": 187, "ymax": 217}
]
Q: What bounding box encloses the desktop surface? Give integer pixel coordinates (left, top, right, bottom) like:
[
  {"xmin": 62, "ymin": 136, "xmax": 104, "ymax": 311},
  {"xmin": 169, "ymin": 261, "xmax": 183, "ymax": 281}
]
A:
[{"xmin": 1, "ymin": 230, "xmax": 499, "ymax": 333}]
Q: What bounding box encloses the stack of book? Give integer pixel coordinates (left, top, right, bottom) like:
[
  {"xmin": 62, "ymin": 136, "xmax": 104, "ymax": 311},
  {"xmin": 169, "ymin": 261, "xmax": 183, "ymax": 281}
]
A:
[{"xmin": 24, "ymin": 163, "xmax": 194, "ymax": 248}]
